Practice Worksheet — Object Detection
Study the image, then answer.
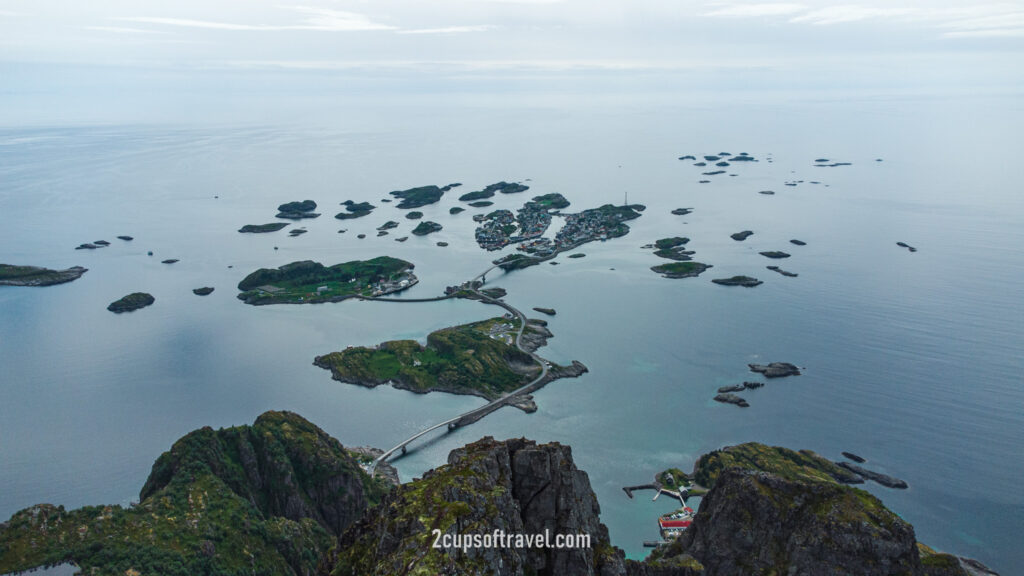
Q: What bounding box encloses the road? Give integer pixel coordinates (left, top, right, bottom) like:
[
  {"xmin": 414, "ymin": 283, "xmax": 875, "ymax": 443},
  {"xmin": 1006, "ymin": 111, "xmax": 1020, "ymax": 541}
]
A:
[{"xmin": 367, "ymin": 279, "xmax": 548, "ymax": 475}]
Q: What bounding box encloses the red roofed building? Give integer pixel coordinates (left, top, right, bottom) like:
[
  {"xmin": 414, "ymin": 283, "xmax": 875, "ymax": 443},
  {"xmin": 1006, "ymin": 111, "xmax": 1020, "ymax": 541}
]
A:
[{"xmin": 659, "ymin": 518, "xmax": 692, "ymax": 530}]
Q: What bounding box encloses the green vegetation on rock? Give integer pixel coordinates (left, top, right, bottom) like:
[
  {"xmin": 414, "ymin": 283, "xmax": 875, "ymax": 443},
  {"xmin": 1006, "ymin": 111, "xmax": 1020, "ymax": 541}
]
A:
[
  {"xmin": 0, "ymin": 264, "xmax": 87, "ymax": 286},
  {"xmin": 389, "ymin": 185, "xmax": 455, "ymax": 209},
  {"xmin": 493, "ymin": 253, "xmax": 540, "ymax": 271},
  {"xmin": 692, "ymin": 443, "xmax": 862, "ymax": 488},
  {"xmin": 459, "ymin": 181, "xmax": 529, "ymax": 202},
  {"xmin": 236, "ymin": 257, "xmax": 414, "ymax": 305},
  {"xmin": 655, "ymin": 237, "xmax": 690, "ymax": 249},
  {"xmin": 651, "ymin": 262, "xmax": 710, "ymax": 279},
  {"xmin": 314, "ymin": 317, "xmax": 539, "ymax": 399},
  {"xmin": 0, "ymin": 411, "xmax": 387, "ymax": 576},
  {"xmin": 278, "ymin": 200, "xmax": 316, "ymax": 213},
  {"xmin": 529, "ymin": 192, "xmax": 570, "ymax": 209},
  {"xmin": 411, "ymin": 221, "xmax": 442, "ymax": 236}
]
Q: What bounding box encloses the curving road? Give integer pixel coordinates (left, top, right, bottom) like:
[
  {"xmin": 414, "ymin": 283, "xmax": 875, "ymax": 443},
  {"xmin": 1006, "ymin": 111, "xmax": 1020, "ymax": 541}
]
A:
[{"xmin": 367, "ymin": 284, "xmax": 549, "ymax": 475}]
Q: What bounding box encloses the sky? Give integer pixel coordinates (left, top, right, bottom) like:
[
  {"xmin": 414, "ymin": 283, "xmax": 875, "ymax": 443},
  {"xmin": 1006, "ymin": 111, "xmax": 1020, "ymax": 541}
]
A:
[{"xmin": 1, "ymin": 1, "xmax": 1022, "ymax": 123}]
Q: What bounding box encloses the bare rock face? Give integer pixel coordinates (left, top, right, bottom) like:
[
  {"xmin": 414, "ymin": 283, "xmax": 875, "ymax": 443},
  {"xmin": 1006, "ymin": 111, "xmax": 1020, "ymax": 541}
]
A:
[
  {"xmin": 631, "ymin": 467, "xmax": 986, "ymax": 576},
  {"xmin": 334, "ymin": 437, "xmax": 627, "ymax": 576}
]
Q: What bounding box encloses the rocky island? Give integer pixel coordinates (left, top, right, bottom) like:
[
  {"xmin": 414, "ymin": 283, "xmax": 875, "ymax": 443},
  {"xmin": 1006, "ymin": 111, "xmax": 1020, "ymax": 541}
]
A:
[
  {"xmin": 411, "ymin": 221, "xmax": 442, "ymax": 236},
  {"xmin": 335, "ymin": 200, "xmax": 375, "ymax": 220},
  {"xmin": 314, "ymin": 316, "xmax": 582, "ymax": 402},
  {"xmin": 458, "ymin": 181, "xmax": 529, "ymax": 201},
  {"xmin": 480, "ymin": 202, "xmax": 644, "ymax": 257},
  {"xmin": 389, "ymin": 183, "xmax": 459, "ymax": 209},
  {"xmin": 0, "ymin": 264, "xmax": 87, "ymax": 286},
  {"xmin": 236, "ymin": 256, "xmax": 416, "ymax": 305},
  {"xmin": 711, "ymin": 275, "xmax": 761, "ymax": 287},
  {"xmin": 107, "ymin": 292, "xmax": 155, "ymax": 313},
  {"xmin": 767, "ymin": 265, "xmax": 798, "ymax": 277},
  {"xmin": 275, "ymin": 199, "xmax": 320, "ymax": 219},
  {"xmin": 238, "ymin": 222, "xmax": 289, "ymax": 233},
  {"xmin": 530, "ymin": 192, "xmax": 570, "ymax": 209},
  {"xmin": 730, "ymin": 230, "xmax": 754, "ymax": 241},
  {"xmin": 652, "ymin": 262, "xmax": 711, "ymax": 279},
  {"xmin": 652, "ymin": 237, "xmax": 694, "ymax": 260},
  {"xmin": 749, "ymin": 361, "xmax": 801, "ymax": 378}
]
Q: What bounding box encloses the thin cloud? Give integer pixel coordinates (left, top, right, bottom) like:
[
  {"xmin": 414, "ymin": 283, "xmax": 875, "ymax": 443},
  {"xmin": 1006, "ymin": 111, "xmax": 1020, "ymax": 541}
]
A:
[
  {"xmin": 84, "ymin": 26, "xmax": 168, "ymax": 35},
  {"xmin": 704, "ymin": 3, "xmax": 806, "ymax": 18},
  {"xmin": 397, "ymin": 25, "xmax": 494, "ymax": 35},
  {"xmin": 944, "ymin": 28, "xmax": 1024, "ymax": 38},
  {"xmin": 476, "ymin": 0, "xmax": 565, "ymax": 4},
  {"xmin": 790, "ymin": 6, "xmax": 914, "ymax": 25},
  {"xmin": 117, "ymin": 7, "xmax": 395, "ymax": 32}
]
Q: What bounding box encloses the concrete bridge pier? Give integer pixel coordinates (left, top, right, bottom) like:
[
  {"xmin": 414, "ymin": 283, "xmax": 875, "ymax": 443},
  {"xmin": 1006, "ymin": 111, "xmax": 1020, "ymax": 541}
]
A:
[{"xmin": 401, "ymin": 446, "xmax": 407, "ymax": 455}]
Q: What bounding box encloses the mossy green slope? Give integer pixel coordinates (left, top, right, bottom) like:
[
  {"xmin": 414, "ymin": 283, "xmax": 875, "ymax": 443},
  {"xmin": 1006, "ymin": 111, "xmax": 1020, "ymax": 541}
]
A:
[
  {"xmin": 0, "ymin": 411, "xmax": 387, "ymax": 576},
  {"xmin": 236, "ymin": 256, "xmax": 412, "ymax": 304},
  {"xmin": 314, "ymin": 318, "xmax": 539, "ymax": 399},
  {"xmin": 691, "ymin": 442, "xmax": 862, "ymax": 488}
]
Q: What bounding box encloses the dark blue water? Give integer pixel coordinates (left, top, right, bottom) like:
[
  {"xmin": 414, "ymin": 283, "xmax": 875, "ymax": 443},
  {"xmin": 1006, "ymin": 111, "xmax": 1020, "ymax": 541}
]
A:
[{"xmin": 1, "ymin": 92, "xmax": 1022, "ymax": 572}]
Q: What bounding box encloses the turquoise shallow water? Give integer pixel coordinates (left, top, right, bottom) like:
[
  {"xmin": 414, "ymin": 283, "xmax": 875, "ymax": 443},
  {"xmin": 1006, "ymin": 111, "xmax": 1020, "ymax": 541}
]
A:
[{"xmin": 1, "ymin": 92, "xmax": 1022, "ymax": 571}]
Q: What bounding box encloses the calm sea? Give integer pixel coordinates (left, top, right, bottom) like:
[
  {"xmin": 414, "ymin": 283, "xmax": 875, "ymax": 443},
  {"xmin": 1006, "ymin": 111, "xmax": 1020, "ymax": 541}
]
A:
[{"xmin": 1, "ymin": 89, "xmax": 1022, "ymax": 572}]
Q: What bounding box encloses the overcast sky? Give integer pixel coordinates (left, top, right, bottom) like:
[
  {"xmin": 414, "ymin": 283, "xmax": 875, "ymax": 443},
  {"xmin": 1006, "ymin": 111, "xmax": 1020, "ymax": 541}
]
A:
[
  {"xmin": 1, "ymin": 0, "xmax": 1021, "ymax": 124},
  {"xmin": 2, "ymin": 0, "xmax": 1022, "ymax": 72}
]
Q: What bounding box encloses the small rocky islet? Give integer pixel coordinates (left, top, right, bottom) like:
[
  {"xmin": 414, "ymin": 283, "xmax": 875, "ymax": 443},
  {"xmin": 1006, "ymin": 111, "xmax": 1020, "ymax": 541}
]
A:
[
  {"xmin": 749, "ymin": 362, "xmax": 801, "ymax": 378},
  {"xmin": 107, "ymin": 292, "xmax": 155, "ymax": 313},
  {"xmin": 649, "ymin": 236, "xmax": 693, "ymax": 261},
  {"xmin": 411, "ymin": 221, "xmax": 442, "ymax": 236},
  {"xmin": 239, "ymin": 222, "xmax": 289, "ymax": 233},
  {"xmin": 335, "ymin": 200, "xmax": 375, "ymax": 220},
  {"xmin": 458, "ymin": 181, "xmax": 529, "ymax": 202},
  {"xmin": 0, "ymin": 264, "xmax": 88, "ymax": 286},
  {"xmin": 276, "ymin": 199, "xmax": 320, "ymax": 219},
  {"xmin": 652, "ymin": 261, "xmax": 711, "ymax": 279},
  {"xmin": 389, "ymin": 183, "xmax": 459, "ymax": 209},
  {"xmin": 712, "ymin": 275, "xmax": 762, "ymax": 287},
  {"xmin": 767, "ymin": 265, "xmax": 798, "ymax": 277}
]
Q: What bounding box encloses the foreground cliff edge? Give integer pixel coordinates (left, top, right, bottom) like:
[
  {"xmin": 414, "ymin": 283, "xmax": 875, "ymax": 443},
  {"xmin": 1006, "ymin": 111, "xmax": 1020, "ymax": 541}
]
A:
[{"xmin": 0, "ymin": 413, "xmax": 998, "ymax": 576}]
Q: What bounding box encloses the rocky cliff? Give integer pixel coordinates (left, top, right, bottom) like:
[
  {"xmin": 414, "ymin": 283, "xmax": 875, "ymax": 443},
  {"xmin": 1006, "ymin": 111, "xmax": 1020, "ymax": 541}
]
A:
[
  {"xmin": 631, "ymin": 450, "xmax": 997, "ymax": 576},
  {"xmin": 140, "ymin": 410, "xmax": 384, "ymax": 536},
  {"xmin": 333, "ymin": 436, "xmax": 627, "ymax": 576},
  {"xmin": 0, "ymin": 418, "xmax": 999, "ymax": 576},
  {"xmin": 0, "ymin": 411, "xmax": 386, "ymax": 576}
]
